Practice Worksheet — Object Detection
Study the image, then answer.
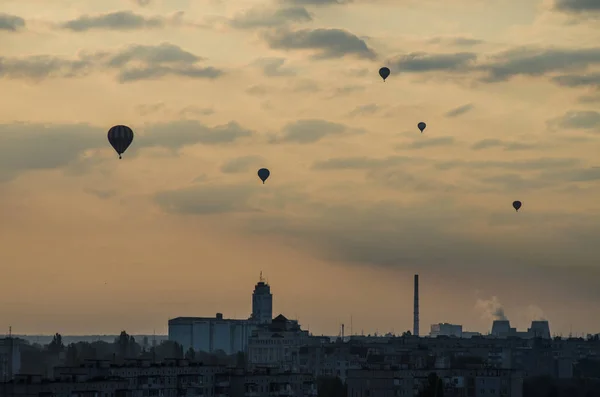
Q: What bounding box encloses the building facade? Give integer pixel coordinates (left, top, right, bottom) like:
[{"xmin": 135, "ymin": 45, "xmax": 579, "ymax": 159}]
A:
[
  {"xmin": 251, "ymin": 273, "xmax": 273, "ymax": 324},
  {"xmin": 346, "ymin": 367, "xmax": 524, "ymax": 397},
  {"xmin": 168, "ymin": 275, "xmax": 273, "ymax": 354},
  {"xmin": 169, "ymin": 314, "xmax": 258, "ymax": 355},
  {"xmin": 430, "ymin": 323, "xmax": 463, "ymax": 338},
  {"xmin": 247, "ymin": 315, "xmax": 310, "ymax": 371},
  {"xmin": 0, "ymin": 338, "xmax": 20, "ymax": 381}
]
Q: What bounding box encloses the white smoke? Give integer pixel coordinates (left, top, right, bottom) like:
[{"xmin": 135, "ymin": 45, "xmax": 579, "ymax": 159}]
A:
[{"xmin": 475, "ymin": 296, "xmax": 508, "ymax": 322}]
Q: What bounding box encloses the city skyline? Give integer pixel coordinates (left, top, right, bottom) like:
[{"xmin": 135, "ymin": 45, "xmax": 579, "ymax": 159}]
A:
[{"xmin": 1, "ymin": 0, "xmax": 600, "ymax": 336}]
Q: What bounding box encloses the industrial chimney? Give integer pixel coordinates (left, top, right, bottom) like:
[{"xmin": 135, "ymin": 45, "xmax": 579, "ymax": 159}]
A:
[{"xmin": 413, "ymin": 274, "xmax": 419, "ymax": 336}]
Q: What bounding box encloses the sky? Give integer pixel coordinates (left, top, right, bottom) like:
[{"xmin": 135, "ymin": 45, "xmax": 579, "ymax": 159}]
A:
[{"xmin": 0, "ymin": 0, "xmax": 599, "ymax": 337}]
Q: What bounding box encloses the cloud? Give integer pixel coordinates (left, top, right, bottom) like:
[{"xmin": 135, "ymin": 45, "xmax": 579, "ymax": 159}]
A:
[
  {"xmin": 389, "ymin": 52, "xmax": 476, "ymax": 73},
  {"xmin": 348, "ymin": 103, "xmax": 380, "ymax": 117},
  {"xmin": 179, "ymin": 106, "xmax": 215, "ymax": 117},
  {"xmin": 312, "ymin": 155, "xmax": 580, "ymax": 178},
  {"xmin": 471, "ymin": 139, "xmax": 537, "ymax": 151},
  {"xmin": 579, "ymin": 94, "xmax": 600, "ymax": 103},
  {"xmin": 554, "ymin": 0, "xmax": 600, "ymax": 13},
  {"xmin": 0, "ymin": 55, "xmax": 94, "ymax": 81},
  {"xmin": 106, "ymin": 43, "xmax": 222, "ymax": 82},
  {"xmin": 291, "ymin": 79, "xmax": 321, "ymax": 93},
  {"xmin": 383, "ymin": 47, "xmax": 600, "ymax": 91},
  {"xmin": 271, "ymin": 119, "xmax": 364, "ymax": 144},
  {"xmin": 132, "ymin": 0, "xmax": 152, "ymax": 5},
  {"xmin": 549, "ymin": 111, "xmax": 600, "ymax": 131},
  {"xmin": 477, "ymin": 166, "xmax": 600, "ymax": 192},
  {"xmin": 0, "ymin": 43, "xmax": 223, "ymax": 83},
  {"xmin": 0, "ymin": 123, "xmax": 104, "ymax": 181},
  {"xmin": 427, "ymin": 36, "xmax": 484, "ymax": 47},
  {"xmin": 396, "ymin": 136, "xmax": 456, "ymax": 150},
  {"xmin": 155, "ymin": 184, "xmax": 261, "ymax": 215},
  {"xmin": 365, "ymin": 167, "xmax": 457, "ymax": 193},
  {"xmin": 312, "ymin": 155, "xmax": 422, "ymax": 170},
  {"xmin": 245, "ymin": 84, "xmax": 270, "ymax": 96},
  {"xmin": 476, "ymin": 296, "xmax": 508, "ymax": 322},
  {"xmin": 243, "ymin": 198, "xmax": 600, "ymax": 304},
  {"xmin": 552, "ymin": 73, "xmax": 600, "ymax": 89},
  {"xmin": 220, "ymin": 155, "xmax": 266, "ymax": 174},
  {"xmin": 229, "ymin": 6, "xmax": 312, "ymax": 29},
  {"xmin": 262, "ymin": 28, "xmax": 376, "ymax": 60},
  {"xmin": 136, "ymin": 103, "xmax": 167, "ymax": 116},
  {"xmin": 0, "ymin": 13, "xmax": 25, "ymax": 31},
  {"xmin": 135, "ymin": 103, "xmax": 215, "ymax": 117},
  {"xmin": 477, "ymin": 173, "xmax": 555, "ymax": 191},
  {"xmin": 333, "ymin": 85, "xmax": 365, "ymax": 96},
  {"xmin": 137, "ymin": 120, "xmax": 254, "ymax": 151},
  {"xmin": 0, "ymin": 119, "xmax": 256, "ymax": 180},
  {"xmin": 60, "ymin": 11, "xmax": 182, "ymax": 32},
  {"xmin": 84, "ymin": 188, "xmax": 117, "ymax": 199},
  {"xmin": 281, "ymin": 0, "xmax": 351, "ymax": 5},
  {"xmin": 444, "ymin": 103, "xmax": 474, "ymax": 118},
  {"xmin": 435, "ymin": 157, "xmax": 580, "ymax": 171},
  {"xmin": 252, "ymin": 58, "xmax": 296, "ymax": 77},
  {"xmin": 477, "ymin": 47, "xmax": 600, "ymax": 83}
]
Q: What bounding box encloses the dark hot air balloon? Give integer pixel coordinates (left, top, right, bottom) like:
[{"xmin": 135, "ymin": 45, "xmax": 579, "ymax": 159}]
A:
[
  {"xmin": 512, "ymin": 201, "xmax": 522, "ymax": 212},
  {"xmin": 417, "ymin": 122, "xmax": 426, "ymax": 133},
  {"xmin": 258, "ymin": 168, "xmax": 270, "ymax": 184},
  {"xmin": 107, "ymin": 125, "xmax": 134, "ymax": 159},
  {"xmin": 379, "ymin": 67, "xmax": 390, "ymax": 81}
]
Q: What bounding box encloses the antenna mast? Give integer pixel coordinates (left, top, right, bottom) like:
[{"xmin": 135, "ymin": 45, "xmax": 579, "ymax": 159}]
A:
[{"xmin": 152, "ymin": 329, "xmax": 156, "ymax": 362}]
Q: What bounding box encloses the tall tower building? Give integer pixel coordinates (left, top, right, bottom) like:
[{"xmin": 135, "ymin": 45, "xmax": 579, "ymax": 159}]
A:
[
  {"xmin": 413, "ymin": 274, "xmax": 419, "ymax": 337},
  {"xmin": 251, "ymin": 272, "xmax": 273, "ymax": 324}
]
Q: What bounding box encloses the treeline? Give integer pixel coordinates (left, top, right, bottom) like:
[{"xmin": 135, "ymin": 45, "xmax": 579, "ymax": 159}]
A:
[{"xmin": 18, "ymin": 331, "xmax": 244, "ymax": 376}]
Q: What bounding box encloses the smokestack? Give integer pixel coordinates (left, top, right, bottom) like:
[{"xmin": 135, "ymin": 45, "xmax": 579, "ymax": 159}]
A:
[{"xmin": 413, "ymin": 274, "xmax": 419, "ymax": 336}]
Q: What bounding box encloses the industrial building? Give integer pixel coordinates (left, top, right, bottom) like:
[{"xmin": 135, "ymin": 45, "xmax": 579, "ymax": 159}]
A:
[
  {"xmin": 430, "ymin": 323, "xmax": 463, "ymax": 338},
  {"xmin": 491, "ymin": 320, "xmax": 551, "ymax": 339},
  {"xmin": 168, "ymin": 273, "xmax": 273, "ymax": 354},
  {"xmin": 0, "ymin": 336, "xmax": 20, "ymax": 382}
]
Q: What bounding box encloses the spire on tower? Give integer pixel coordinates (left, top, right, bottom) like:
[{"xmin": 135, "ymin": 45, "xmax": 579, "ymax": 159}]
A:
[{"xmin": 260, "ymin": 271, "xmax": 264, "ymax": 282}]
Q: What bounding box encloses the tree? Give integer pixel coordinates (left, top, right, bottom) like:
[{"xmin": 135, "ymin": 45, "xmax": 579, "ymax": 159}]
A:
[
  {"xmin": 48, "ymin": 333, "xmax": 64, "ymax": 354},
  {"xmin": 185, "ymin": 347, "xmax": 196, "ymax": 360},
  {"xmin": 114, "ymin": 331, "xmax": 141, "ymax": 359},
  {"xmin": 154, "ymin": 341, "xmax": 184, "ymax": 360}
]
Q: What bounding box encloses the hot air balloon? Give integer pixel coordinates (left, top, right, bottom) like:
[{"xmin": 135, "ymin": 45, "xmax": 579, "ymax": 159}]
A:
[
  {"xmin": 379, "ymin": 67, "xmax": 390, "ymax": 82},
  {"xmin": 258, "ymin": 168, "xmax": 270, "ymax": 184},
  {"xmin": 417, "ymin": 122, "xmax": 426, "ymax": 133},
  {"xmin": 107, "ymin": 125, "xmax": 134, "ymax": 159},
  {"xmin": 512, "ymin": 201, "xmax": 522, "ymax": 212}
]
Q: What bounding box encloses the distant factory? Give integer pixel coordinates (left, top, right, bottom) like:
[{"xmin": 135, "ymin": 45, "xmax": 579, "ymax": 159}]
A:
[
  {"xmin": 414, "ymin": 273, "xmax": 551, "ymax": 340},
  {"xmin": 168, "ymin": 272, "xmax": 274, "ymax": 354},
  {"xmin": 428, "ymin": 319, "xmax": 551, "ymax": 339},
  {"xmin": 169, "ymin": 271, "xmax": 552, "ymax": 355},
  {"xmin": 491, "ymin": 319, "xmax": 551, "ymax": 339}
]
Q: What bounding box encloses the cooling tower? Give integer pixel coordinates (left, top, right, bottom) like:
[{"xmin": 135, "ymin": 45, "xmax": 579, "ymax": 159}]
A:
[
  {"xmin": 413, "ymin": 274, "xmax": 419, "ymax": 336},
  {"xmin": 491, "ymin": 320, "xmax": 511, "ymax": 337},
  {"xmin": 529, "ymin": 321, "xmax": 551, "ymax": 339}
]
